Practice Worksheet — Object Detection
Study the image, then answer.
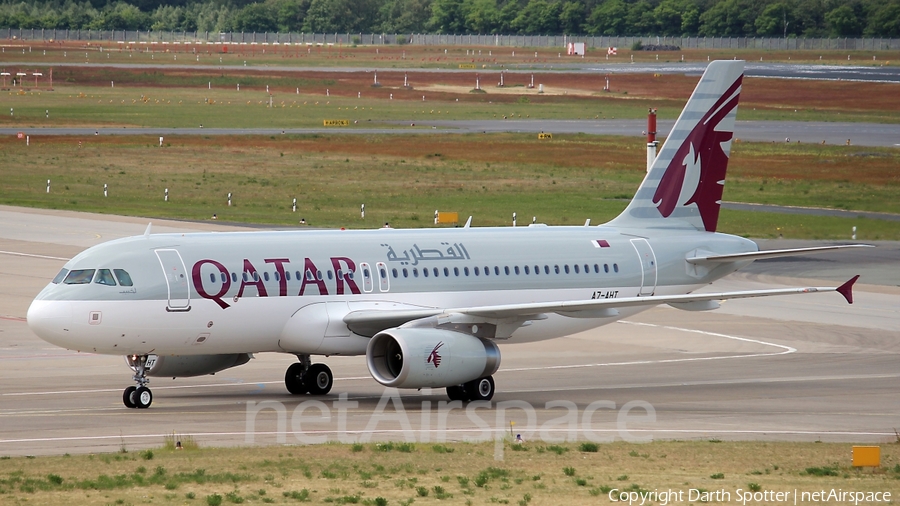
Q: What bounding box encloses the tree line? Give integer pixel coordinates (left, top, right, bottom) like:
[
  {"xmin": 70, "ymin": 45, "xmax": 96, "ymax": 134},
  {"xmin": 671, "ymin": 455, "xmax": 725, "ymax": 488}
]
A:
[{"xmin": 1, "ymin": 0, "xmax": 898, "ymax": 38}]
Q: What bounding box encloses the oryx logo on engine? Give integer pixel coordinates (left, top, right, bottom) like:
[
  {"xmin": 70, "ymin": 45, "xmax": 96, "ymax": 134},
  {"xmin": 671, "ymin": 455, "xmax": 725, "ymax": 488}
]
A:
[{"xmin": 427, "ymin": 342, "xmax": 444, "ymax": 368}]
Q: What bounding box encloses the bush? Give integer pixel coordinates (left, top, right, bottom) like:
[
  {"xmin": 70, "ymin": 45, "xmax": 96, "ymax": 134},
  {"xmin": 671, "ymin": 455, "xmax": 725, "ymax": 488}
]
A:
[
  {"xmin": 579, "ymin": 442, "xmax": 599, "ymax": 453},
  {"xmin": 563, "ymin": 467, "xmax": 576, "ymax": 477},
  {"xmin": 631, "ymin": 40, "xmax": 644, "ymax": 51},
  {"xmin": 748, "ymin": 483, "xmax": 762, "ymax": 492},
  {"xmin": 207, "ymin": 494, "xmax": 223, "ymax": 506},
  {"xmin": 710, "ymin": 473, "xmax": 725, "ymax": 479}
]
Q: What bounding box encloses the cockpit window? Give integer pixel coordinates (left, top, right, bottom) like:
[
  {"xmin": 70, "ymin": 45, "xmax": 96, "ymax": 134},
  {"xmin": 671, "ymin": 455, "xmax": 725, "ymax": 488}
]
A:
[
  {"xmin": 113, "ymin": 269, "xmax": 133, "ymax": 286},
  {"xmin": 52, "ymin": 268, "xmax": 69, "ymax": 284},
  {"xmin": 64, "ymin": 269, "xmax": 95, "ymax": 285},
  {"xmin": 94, "ymin": 269, "xmax": 117, "ymax": 286}
]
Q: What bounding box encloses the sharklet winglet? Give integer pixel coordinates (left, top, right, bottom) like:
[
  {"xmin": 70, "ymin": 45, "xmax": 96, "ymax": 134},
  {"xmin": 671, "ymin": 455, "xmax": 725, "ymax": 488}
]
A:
[
  {"xmin": 143, "ymin": 223, "xmax": 152, "ymax": 237},
  {"xmin": 836, "ymin": 275, "xmax": 859, "ymax": 304}
]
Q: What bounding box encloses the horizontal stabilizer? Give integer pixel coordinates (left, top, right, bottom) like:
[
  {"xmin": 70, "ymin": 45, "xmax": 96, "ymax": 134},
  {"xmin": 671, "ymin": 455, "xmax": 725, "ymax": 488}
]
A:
[{"xmin": 686, "ymin": 244, "xmax": 873, "ymax": 264}]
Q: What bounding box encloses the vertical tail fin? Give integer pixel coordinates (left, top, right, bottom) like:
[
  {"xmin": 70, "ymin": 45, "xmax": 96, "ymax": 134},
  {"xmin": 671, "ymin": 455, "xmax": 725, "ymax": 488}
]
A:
[{"xmin": 610, "ymin": 60, "xmax": 745, "ymax": 232}]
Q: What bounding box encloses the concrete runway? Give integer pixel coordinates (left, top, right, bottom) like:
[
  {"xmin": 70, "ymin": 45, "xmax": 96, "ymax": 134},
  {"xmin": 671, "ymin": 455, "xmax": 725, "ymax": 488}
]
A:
[{"xmin": 1, "ymin": 206, "xmax": 898, "ymax": 456}]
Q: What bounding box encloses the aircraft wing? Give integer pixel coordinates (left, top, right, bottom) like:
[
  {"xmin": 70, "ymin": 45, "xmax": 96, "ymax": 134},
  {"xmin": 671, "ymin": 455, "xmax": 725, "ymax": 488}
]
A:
[
  {"xmin": 344, "ymin": 276, "xmax": 859, "ymax": 337},
  {"xmin": 686, "ymin": 244, "xmax": 872, "ymax": 264}
]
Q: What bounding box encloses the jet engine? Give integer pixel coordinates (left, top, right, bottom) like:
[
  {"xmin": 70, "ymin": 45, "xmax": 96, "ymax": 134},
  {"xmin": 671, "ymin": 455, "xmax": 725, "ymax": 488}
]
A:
[
  {"xmin": 366, "ymin": 328, "xmax": 500, "ymax": 389},
  {"xmin": 127, "ymin": 353, "xmax": 252, "ymax": 378}
]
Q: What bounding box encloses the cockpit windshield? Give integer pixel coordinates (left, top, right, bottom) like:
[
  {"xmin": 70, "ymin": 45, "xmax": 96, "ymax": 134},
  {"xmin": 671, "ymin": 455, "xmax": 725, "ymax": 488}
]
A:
[
  {"xmin": 63, "ymin": 269, "xmax": 95, "ymax": 285},
  {"xmin": 114, "ymin": 269, "xmax": 133, "ymax": 286},
  {"xmin": 52, "ymin": 268, "xmax": 69, "ymax": 284},
  {"xmin": 94, "ymin": 269, "xmax": 117, "ymax": 286}
]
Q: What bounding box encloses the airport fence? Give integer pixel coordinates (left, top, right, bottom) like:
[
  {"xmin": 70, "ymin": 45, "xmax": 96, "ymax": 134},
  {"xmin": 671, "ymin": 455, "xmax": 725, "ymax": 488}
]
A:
[{"xmin": 2, "ymin": 28, "xmax": 899, "ymax": 51}]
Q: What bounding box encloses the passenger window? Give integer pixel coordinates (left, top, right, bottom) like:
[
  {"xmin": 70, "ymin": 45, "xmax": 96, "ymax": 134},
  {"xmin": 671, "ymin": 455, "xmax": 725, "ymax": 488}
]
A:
[
  {"xmin": 274, "ymin": 272, "xmax": 280, "ymax": 281},
  {"xmin": 306, "ymin": 270, "xmax": 314, "ymax": 281},
  {"xmin": 505, "ymin": 266, "xmax": 510, "ymax": 275},
  {"xmin": 433, "ymin": 267, "xmax": 439, "ymax": 277},
  {"xmin": 484, "ymin": 266, "xmax": 489, "ymax": 276},
  {"xmin": 94, "ymin": 269, "xmax": 117, "ymax": 286},
  {"xmin": 604, "ymin": 264, "xmax": 609, "ymax": 273},
  {"xmin": 514, "ymin": 266, "xmax": 520, "ymax": 275},
  {"xmin": 613, "ymin": 263, "xmax": 619, "ymax": 273},
  {"xmin": 464, "ymin": 267, "xmax": 470, "ymax": 276},
  {"xmin": 584, "ymin": 264, "xmax": 590, "ymax": 273},
  {"xmin": 295, "ymin": 271, "xmax": 302, "ymax": 281},
  {"xmin": 413, "ymin": 268, "xmax": 419, "ymax": 277},
  {"xmin": 574, "ymin": 264, "xmax": 580, "ymax": 274},
  {"xmin": 423, "ymin": 268, "xmax": 429, "ymax": 277},
  {"xmin": 554, "ymin": 265, "xmax": 560, "ymax": 274},
  {"xmin": 564, "ymin": 265, "xmax": 570, "ymax": 274},
  {"xmin": 474, "ymin": 267, "xmax": 480, "ymax": 276},
  {"xmin": 64, "ymin": 269, "xmax": 95, "ymax": 285},
  {"xmin": 52, "ymin": 268, "xmax": 69, "ymax": 284},
  {"xmin": 253, "ymin": 272, "xmax": 259, "ymax": 282},
  {"xmin": 494, "ymin": 266, "xmax": 500, "ymax": 276},
  {"xmin": 534, "ymin": 265, "xmax": 540, "ymax": 274},
  {"xmin": 327, "ymin": 270, "xmax": 334, "ymax": 280},
  {"xmin": 544, "ymin": 265, "xmax": 549, "ymax": 274},
  {"xmin": 594, "ymin": 264, "xmax": 600, "ymax": 273},
  {"xmin": 454, "ymin": 267, "xmax": 459, "ymax": 276},
  {"xmin": 403, "ymin": 268, "xmax": 408, "ymax": 278},
  {"xmin": 209, "ymin": 273, "xmax": 216, "ymax": 283},
  {"xmin": 524, "ymin": 266, "xmax": 530, "ymax": 275},
  {"xmin": 443, "ymin": 267, "xmax": 449, "ymax": 277},
  {"xmin": 242, "ymin": 272, "xmax": 249, "ymax": 282},
  {"xmin": 220, "ymin": 273, "xmax": 227, "ymax": 283},
  {"xmin": 286, "ymin": 271, "xmax": 292, "ymax": 281},
  {"xmin": 347, "ymin": 270, "xmax": 354, "ymax": 280},
  {"xmin": 114, "ymin": 269, "xmax": 134, "ymax": 286},
  {"xmin": 264, "ymin": 272, "xmax": 270, "ymax": 282},
  {"xmin": 232, "ymin": 272, "xmax": 239, "ymax": 283},
  {"xmin": 392, "ymin": 268, "xmax": 398, "ymax": 278},
  {"xmin": 380, "ymin": 268, "xmax": 387, "ymax": 279},
  {"xmin": 318, "ymin": 270, "xmax": 325, "ymax": 281}
]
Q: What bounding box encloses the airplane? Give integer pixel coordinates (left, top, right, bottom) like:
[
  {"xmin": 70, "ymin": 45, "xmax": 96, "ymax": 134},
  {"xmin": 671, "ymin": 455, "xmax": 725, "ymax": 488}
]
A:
[{"xmin": 27, "ymin": 60, "xmax": 866, "ymax": 409}]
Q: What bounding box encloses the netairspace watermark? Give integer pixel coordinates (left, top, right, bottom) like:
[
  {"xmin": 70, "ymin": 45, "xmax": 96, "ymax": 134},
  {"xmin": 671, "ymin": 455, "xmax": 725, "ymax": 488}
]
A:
[
  {"xmin": 244, "ymin": 389, "xmax": 656, "ymax": 453},
  {"xmin": 609, "ymin": 488, "xmax": 892, "ymax": 506}
]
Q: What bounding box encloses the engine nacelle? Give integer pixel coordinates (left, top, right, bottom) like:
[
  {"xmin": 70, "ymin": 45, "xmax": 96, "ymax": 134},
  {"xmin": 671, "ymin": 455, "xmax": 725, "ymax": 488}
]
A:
[
  {"xmin": 127, "ymin": 354, "xmax": 251, "ymax": 378},
  {"xmin": 366, "ymin": 328, "xmax": 500, "ymax": 389}
]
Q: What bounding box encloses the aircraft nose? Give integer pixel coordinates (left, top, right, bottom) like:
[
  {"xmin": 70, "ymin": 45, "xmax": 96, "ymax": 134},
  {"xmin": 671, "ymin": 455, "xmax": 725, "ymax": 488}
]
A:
[{"xmin": 27, "ymin": 299, "xmax": 74, "ymax": 347}]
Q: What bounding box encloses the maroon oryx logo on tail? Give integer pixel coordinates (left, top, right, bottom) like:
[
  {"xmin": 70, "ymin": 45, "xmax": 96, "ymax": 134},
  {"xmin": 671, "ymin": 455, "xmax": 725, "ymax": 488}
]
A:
[
  {"xmin": 427, "ymin": 342, "xmax": 444, "ymax": 368},
  {"xmin": 653, "ymin": 75, "xmax": 743, "ymax": 232}
]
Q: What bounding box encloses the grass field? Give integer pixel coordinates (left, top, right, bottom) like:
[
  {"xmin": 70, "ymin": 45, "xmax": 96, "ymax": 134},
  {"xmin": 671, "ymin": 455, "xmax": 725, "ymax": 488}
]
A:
[
  {"xmin": 0, "ymin": 440, "xmax": 897, "ymax": 505},
  {"xmin": 2, "ymin": 66, "xmax": 899, "ymax": 125},
  {"xmin": 1, "ymin": 134, "xmax": 898, "ymax": 239}
]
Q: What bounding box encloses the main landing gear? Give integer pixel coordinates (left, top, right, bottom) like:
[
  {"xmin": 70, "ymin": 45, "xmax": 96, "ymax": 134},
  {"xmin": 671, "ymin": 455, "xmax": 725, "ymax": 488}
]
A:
[
  {"xmin": 446, "ymin": 376, "xmax": 495, "ymax": 402},
  {"xmin": 284, "ymin": 354, "xmax": 334, "ymax": 396},
  {"xmin": 123, "ymin": 355, "xmax": 153, "ymax": 409}
]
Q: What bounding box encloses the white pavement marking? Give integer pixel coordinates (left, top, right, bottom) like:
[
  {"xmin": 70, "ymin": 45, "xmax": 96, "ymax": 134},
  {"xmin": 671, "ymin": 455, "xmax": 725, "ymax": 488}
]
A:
[
  {"xmin": 501, "ymin": 321, "xmax": 795, "ymax": 374},
  {"xmin": 0, "ymin": 250, "xmax": 69, "ymax": 261}
]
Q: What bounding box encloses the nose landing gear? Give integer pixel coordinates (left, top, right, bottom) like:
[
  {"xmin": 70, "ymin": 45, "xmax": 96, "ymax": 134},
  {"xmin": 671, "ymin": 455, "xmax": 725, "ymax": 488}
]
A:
[
  {"xmin": 123, "ymin": 355, "xmax": 153, "ymax": 409},
  {"xmin": 284, "ymin": 355, "xmax": 333, "ymax": 396}
]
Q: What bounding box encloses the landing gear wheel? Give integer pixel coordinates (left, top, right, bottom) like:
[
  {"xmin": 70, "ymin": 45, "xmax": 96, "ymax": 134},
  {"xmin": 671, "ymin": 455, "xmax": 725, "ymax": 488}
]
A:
[
  {"xmin": 464, "ymin": 376, "xmax": 495, "ymax": 402},
  {"xmin": 446, "ymin": 385, "xmax": 467, "ymax": 402},
  {"xmin": 123, "ymin": 386, "xmax": 137, "ymax": 408},
  {"xmin": 306, "ymin": 364, "xmax": 333, "ymax": 396},
  {"xmin": 285, "ymin": 362, "xmax": 307, "ymax": 395},
  {"xmin": 133, "ymin": 386, "xmax": 153, "ymax": 409}
]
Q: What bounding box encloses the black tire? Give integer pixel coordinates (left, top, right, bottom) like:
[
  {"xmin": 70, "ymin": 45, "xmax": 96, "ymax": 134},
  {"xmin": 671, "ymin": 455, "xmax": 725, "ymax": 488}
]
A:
[
  {"xmin": 464, "ymin": 376, "xmax": 495, "ymax": 402},
  {"xmin": 285, "ymin": 362, "xmax": 307, "ymax": 395},
  {"xmin": 134, "ymin": 386, "xmax": 153, "ymax": 409},
  {"xmin": 446, "ymin": 385, "xmax": 467, "ymax": 402},
  {"xmin": 306, "ymin": 363, "xmax": 333, "ymax": 396},
  {"xmin": 123, "ymin": 386, "xmax": 137, "ymax": 408}
]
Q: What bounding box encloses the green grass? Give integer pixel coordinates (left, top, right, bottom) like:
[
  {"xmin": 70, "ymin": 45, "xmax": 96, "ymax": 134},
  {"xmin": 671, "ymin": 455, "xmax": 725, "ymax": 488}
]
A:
[
  {"xmin": 1, "ymin": 133, "xmax": 897, "ymax": 239},
  {"xmin": 0, "ymin": 441, "xmax": 896, "ymax": 505}
]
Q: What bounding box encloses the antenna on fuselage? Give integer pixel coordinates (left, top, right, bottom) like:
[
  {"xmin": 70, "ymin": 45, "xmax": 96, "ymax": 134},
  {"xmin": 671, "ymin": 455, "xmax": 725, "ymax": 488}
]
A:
[
  {"xmin": 143, "ymin": 223, "xmax": 152, "ymax": 237},
  {"xmin": 464, "ymin": 216, "xmax": 472, "ymax": 228}
]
